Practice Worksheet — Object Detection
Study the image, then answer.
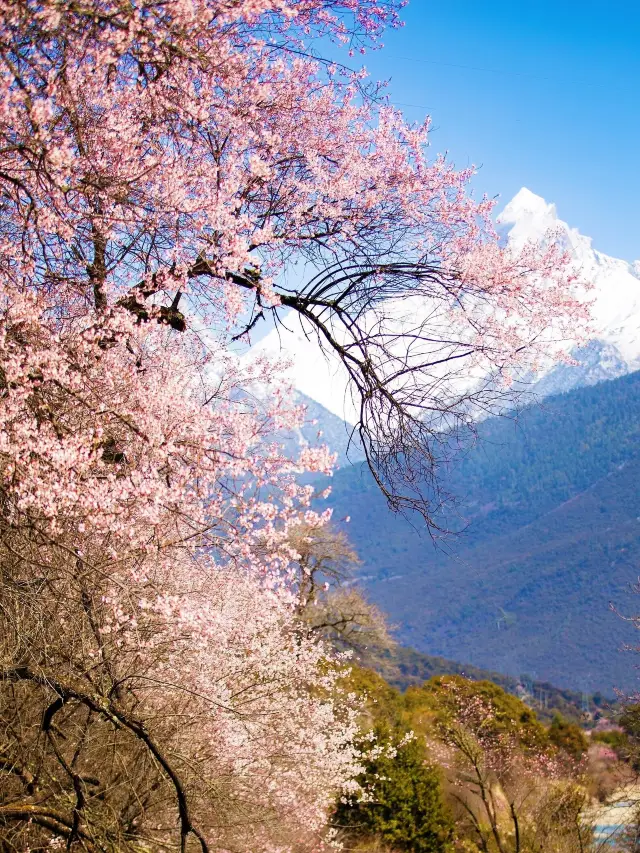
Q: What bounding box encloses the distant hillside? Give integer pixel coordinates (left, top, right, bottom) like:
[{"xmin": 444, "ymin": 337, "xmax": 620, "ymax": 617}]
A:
[
  {"xmin": 297, "ymin": 392, "xmax": 363, "ymax": 469},
  {"xmin": 319, "ymin": 370, "xmax": 640, "ymax": 693},
  {"xmin": 365, "ymin": 645, "xmax": 612, "ymax": 724}
]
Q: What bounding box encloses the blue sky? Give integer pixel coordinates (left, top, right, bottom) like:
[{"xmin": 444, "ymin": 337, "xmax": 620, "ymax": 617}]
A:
[{"xmin": 358, "ymin": 0, "xmax": 639, "ymax": 262}]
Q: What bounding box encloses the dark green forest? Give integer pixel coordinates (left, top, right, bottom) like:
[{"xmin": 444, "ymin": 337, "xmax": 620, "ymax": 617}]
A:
[{"xmin": 317, "ymin": 370, "xmax": 640, "ymax": 692}]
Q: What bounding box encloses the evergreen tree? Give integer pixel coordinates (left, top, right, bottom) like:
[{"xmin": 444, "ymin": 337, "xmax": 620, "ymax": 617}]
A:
[{"xmin": 334, "ymin": 722, "xmax": 454, "ymax": 853}]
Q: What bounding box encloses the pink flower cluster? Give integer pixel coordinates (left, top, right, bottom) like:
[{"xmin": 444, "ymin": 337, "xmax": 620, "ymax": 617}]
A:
[{"xmin": 0, "ymin": 1, "xmax": 591, "ymax": 847}]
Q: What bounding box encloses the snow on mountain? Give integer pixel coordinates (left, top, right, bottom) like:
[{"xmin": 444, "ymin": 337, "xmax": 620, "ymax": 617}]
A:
[
  {"xmin": 524, "ymin": 340, "xmax": 629, "ymax": 399},
  {"xmin": 244, "ymin": 318, "xmax": 355, "ymax": 423},
  {"xmin": 247, "ymin": 188, "xmax": 640, "ymax": 446},
  {"xmin": 498, "ymin": 188, "xmax": 640, "ymax": 373},
  {"xmin": 240, "ymin": 321, "xmax": 364, "ymax": 465}
]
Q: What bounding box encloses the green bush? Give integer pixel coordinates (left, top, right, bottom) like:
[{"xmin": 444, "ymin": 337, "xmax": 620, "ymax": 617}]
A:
[
  {"xmin": 334, "ymin": 722, "xmax": 454, "ymax": 853},
  {"xmin": 406, "ymin": 675, "xmax": 550, "ymax": 752},
  {"xmin": 548, "ymin": 713, "xmax": 588, "ymax": 759}
]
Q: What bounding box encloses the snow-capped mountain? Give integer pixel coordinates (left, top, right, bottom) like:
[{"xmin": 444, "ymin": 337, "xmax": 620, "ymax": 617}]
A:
[
  {"xmin": 246, "ymin": 320, "xmax": 356, "ymax": 424},
  {"xmin": 528, "ymin": 340, "xmax": 629, "ymax": 398},
  {"xmin": 498, "ymin": 188, "xmax": 640, "ymax": 374},
  {"xmin": 241, "ymin": 318, "xmax": 363, "ymax": 465},
  {"xmin": 247, "ymin": 188, "xmax": 640, "ymax": 460}
]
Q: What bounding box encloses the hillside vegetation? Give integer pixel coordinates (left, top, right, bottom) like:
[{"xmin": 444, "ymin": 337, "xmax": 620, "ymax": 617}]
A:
[
  {"xmin": 368, "ymin": 645, "xmax": 612, "ymax": 724},
  {"xmin": 319, "ymin": 371, "xmax": 640, "ymax": 692},
  {"xmin": 335, "ymin": 666, "xmax": 601, "ymax": 853}
]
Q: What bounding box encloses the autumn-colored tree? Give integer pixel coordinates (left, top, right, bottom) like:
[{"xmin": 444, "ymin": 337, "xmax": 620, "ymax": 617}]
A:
[{"xmin": 289, "ymin": 519, "xmax": 391, "ymax": 654}]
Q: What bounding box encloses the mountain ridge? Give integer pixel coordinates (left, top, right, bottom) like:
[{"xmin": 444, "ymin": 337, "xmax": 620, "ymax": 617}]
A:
[
  {"xmin": 249, "ymin": 188, "xmax": 640, "ymax": 431},
  {"xmin": 368, "ymin": 644, "xmax": 612, "ymax": 723},
  {"xmin": 316, "ymin": 370, "xmax": 640, "ymax": 693}
]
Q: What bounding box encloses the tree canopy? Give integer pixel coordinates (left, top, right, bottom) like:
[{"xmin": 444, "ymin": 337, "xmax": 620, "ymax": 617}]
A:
[{"xmin": 0, "ymin": 0, "xmax": 589, "ymax": 849}]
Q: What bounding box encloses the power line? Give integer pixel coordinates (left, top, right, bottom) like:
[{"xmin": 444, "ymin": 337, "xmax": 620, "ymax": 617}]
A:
[{"xmin": 391, "ymin": 100, "xmax": 434, "ymax": 110}]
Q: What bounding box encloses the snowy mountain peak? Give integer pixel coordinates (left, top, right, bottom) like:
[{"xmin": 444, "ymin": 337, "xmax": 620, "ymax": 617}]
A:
[
  {"xmin": 498, "ymin": 189, "xmax": 640, "ymax": 372},
  {"xmin": 498, "ymin": 187, "xmax": 558, "ymax": 229},
  {"xmin": 247, "ymin": 189, "xmax": 639, "ymax": 439},
  {"xmin": 497, "ymin": 187, "xmax": 577, "ymax": 258}
]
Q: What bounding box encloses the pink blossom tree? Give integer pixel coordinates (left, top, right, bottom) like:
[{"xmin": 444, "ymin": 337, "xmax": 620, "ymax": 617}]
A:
[
  {"xmin": 0, "ymin": 0, "xmax": 590, "ymax": 849},
  {"xmin": 430, "ymin": 678, "xmax": 591, "ymax": 853},
  {"xmin": 0, "ymin": 0, "xmax": 586, "ymax": 524},
  {"xmin": 0, "ymin": 290, "xmax": 367, "ymax": 851}
]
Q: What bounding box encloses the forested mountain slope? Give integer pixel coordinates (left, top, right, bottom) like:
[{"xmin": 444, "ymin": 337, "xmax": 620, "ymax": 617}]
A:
[
  {"xmin": 367, "ymin": 645, "xmax": 611, "ymax": 723},
  {"xmin": 321, "ymin": 371, "xmax": 640, "ymax": 693}
]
